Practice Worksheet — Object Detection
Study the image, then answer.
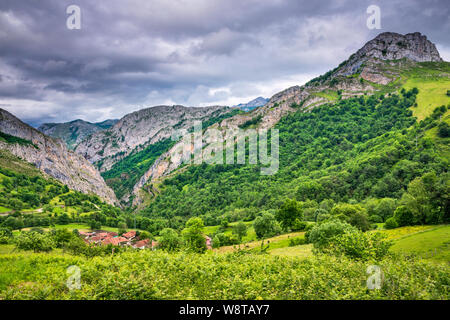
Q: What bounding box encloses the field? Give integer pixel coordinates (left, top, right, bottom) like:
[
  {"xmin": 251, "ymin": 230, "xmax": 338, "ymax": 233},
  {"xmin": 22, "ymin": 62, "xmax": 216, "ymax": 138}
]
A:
[
  {"xmin": 401, "ymin": 63, "xmax": 450, "ymax": 121},
  {"xmin": 389, "ymin": 225, "xmax": 450, "ymax": 263}
]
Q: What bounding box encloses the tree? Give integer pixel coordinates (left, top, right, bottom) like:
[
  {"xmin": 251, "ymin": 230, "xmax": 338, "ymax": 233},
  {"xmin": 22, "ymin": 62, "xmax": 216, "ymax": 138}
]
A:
[
  {"xmin": 158, "ymin": 228, "xmax": 182, "ymax": 252},
  {"xmin": 138, "ymin": 231, "xmax": 152, "ymax": 240},
  {"xmin": 375, "ymin": 198, "xmax": 397, "ymax": 221},
  {"xmin": 181, "ymin": 217, "xmax": 206, "ymax": 253},
  {"xmin": 393, "ymin": 206, "xmax": 414, "ymax": 227},
  {"xmin": 253, "ymin": 212, "xmax": 282, "ymax": 239},
  {"xmin": 232, "ymin": 221, "xmax": 247, "ymax": 242},
  {"xmin": 330, "ymin": 203, "xmax": 370, "ymax": 231},
  {"xmin": 50, "ymin": 228, "xmax": 75, "ymax": 248},
  {"xmin": 89, "ymin": 220, "xmax": 102, "ymax": 230},
  {"xmin": 437, "ymin": 122, "xmax": 450, "ymax": 138},
  {"xmin": 276, "ymin": 199, "xmax": 303, "ymax": 230},
  {"xmin": 57, "ymin": 213, "xmax": 70, "ymax": 225},
  {"xmin": 0, "ymin": 227, "xmax": 13, "ymax": 244}
]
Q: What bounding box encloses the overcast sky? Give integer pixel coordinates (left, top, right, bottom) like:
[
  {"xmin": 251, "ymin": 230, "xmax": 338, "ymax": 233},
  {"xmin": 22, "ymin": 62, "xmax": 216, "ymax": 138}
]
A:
[{"xmin": 0, "ymin": 0, "xmax": 449, "ymax": 126}]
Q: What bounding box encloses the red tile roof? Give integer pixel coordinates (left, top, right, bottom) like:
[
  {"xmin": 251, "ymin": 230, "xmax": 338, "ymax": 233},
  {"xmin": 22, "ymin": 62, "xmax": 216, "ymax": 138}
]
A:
[
  {"xmin": 122, "ymin": 231, "xmax": 137, "ymax": 239},
  {"xmin": 134, "ymin": 239, "xmax": 150, "ymax": 248},
  {"xmin": 102, "ymin": 236, "xmax": 129, "ymax": 246}
]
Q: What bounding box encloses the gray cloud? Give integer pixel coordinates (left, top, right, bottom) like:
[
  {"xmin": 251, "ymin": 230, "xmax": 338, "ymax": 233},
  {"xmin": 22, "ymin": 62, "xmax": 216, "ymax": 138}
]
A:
[{"xmin": 0, "ymin": 0, "xmax": 448, "ymax": 126}]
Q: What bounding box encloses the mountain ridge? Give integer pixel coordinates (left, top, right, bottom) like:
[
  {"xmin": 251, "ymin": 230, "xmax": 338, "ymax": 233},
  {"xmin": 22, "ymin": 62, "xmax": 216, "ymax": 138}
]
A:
[
  {"xmin": 0, "ymin": 108, "xmax": 118, "ymax": 205},
  {"xmin": 129, "ymin": 31, "xmax": 448, "ymax": 207},
  {"xmin": 38, "ymin": 118, "xmax": 118, "ymax": 149}
]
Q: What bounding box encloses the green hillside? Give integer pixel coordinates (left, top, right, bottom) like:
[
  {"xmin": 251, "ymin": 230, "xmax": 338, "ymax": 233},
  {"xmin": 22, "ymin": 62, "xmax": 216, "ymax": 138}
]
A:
[{"xmin": 139, "ymin": 85, "xmax": 449, "ymax": 233}]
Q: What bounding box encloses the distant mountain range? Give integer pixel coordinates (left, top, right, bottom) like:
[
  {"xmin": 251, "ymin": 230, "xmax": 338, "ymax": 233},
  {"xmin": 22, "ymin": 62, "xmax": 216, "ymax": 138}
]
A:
[
  {"xmin": 38, "ymin": 119, "xmax": 118, "ymax": 149},
  {"xmin": 233, "ymin": 97, "xmax": 269, "ymax": 111}
]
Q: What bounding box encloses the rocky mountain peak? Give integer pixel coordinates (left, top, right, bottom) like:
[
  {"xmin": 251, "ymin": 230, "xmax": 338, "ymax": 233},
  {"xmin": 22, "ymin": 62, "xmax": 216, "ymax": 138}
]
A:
[{"xmin": 337, "ymin": 32, "xmax": 442, "ymax": 76}]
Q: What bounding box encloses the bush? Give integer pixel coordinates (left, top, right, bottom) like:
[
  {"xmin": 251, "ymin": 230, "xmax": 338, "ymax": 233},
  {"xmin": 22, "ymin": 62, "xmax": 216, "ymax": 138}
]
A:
[
  {"xmin": 384, "ymin": 217, "xmax": 398, "ymax": 229},
  {"xmin": 289, "ymin": 237, "xmax": 306, "ymax": 246},
  {"xmin": 393, "ymin": 205, "xmax": 414, "ymax": 227},
  {"xmin": 306, "ymin": 220, "xmax": 357, "ymax": 249},
  {"xmin": 324, "ymin": 230, "xmax": 392, "ymax": 261},
  {"xmin": 14, "ymin": 231, "xmax": 55, "ymax": 253}
]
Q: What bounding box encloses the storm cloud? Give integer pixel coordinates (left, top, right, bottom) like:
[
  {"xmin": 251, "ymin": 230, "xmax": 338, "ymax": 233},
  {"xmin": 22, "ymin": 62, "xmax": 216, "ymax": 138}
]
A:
[{"xmin": 0, "ymin": 0, "xmax": 448, "ymax": 126}]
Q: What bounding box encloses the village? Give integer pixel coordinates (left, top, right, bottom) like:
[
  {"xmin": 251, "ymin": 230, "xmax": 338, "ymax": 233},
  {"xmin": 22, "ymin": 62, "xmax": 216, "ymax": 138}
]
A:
[{"xmin": 78, "ymin": 230, "xmax": 212, "ymax": 250}]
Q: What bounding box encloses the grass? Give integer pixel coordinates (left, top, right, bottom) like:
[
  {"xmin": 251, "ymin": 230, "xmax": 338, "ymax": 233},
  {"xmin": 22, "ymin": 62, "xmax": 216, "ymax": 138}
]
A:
[
  {"xmin": 204, "ymin": 220, "xmax": 257, "ymax": 243},
  {"xmin": 214, "ymin": 231, "xmax": 305, "ymax": 253},
  {"xmin": 269, "ymin": 244, "xmax": 313, "ymax": 258},
  {"xmin": 390, "ymin": 225, "xmax": 450, "ymax": 263},
  {"xmin": 402, "ymin": 65, "xmax": 450, "ymax": 121},
  {"xmin": 377, "ymin": 225, "xmax": 436, "ymax": 240},
  {"xmin": 0, "ymin": 206, "xmax": 11, "ymax": 213}
]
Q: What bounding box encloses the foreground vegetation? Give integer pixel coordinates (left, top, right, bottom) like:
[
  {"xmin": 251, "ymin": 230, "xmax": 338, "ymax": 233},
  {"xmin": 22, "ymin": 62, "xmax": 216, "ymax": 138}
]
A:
[{"xmin": 0, "ymin": 249, "xmax": 448, "ymax": 300}]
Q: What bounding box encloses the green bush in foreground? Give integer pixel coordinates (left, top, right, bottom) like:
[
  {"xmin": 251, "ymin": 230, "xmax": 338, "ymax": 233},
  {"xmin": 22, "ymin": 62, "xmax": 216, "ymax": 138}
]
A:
[{"xmin": 0, "ymin": 251, "xmax": 448, "ymax": 300}]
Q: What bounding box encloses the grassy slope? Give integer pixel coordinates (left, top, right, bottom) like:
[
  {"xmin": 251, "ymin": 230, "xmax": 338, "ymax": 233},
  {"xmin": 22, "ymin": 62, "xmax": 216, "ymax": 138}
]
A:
[
  {"xmin": 401, "ymin": 62, "xmax": 450, "ymax": 121},
  {"xmin": 389, "ymin": 225, "xmax": 450, "ymax": 263}
]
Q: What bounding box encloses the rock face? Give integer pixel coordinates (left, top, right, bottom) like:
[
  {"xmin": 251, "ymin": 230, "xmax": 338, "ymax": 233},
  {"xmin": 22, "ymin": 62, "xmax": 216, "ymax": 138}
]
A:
[
  {"xmin": 75, "ymin": 105, "xmax": 233, "ymax": 172},
  {"xmin": 130, "ymin": 32, "xmax": 445, "ymax": 207},
  {"xmin": 0, "ymin": 108, "xmax": 118, "ymax": 205},
  {"xmin": 38, "ymin": 119, "xmax": 118, "ymax": 150},
  {"xmin": 337, "ymin": 32, "xmax": 442, "ymax": 76}
]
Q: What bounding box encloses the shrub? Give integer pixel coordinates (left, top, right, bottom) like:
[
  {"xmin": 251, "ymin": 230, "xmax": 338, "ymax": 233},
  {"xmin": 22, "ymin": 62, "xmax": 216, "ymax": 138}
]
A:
[
  {"xmin": 14, "ymin": 231, "xmax": 55, "ymax": 253},
  {"xmin": 393, "ymin": 205, "xmax": 414, "ymax": 227},
  {"xmin": 289, "ymin": 237, "xmax": 306, "ymax": 246},
  {"xmin": 306, "ymin": 220, "xmax": 356, "ymax": 249},
  {"xmin": 384, "ymin": 217, "xmax": 398, "ymax": 229},
  {"xmin": 324, "ymin": 230, "xmax": 392, "ymax": 261}
]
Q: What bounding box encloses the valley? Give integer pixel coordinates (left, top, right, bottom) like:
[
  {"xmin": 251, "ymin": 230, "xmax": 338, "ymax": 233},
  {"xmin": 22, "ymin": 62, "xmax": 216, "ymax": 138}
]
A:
[{"xmin": 0, "ymin": 31, "xmax": 449, "ymax": 300}]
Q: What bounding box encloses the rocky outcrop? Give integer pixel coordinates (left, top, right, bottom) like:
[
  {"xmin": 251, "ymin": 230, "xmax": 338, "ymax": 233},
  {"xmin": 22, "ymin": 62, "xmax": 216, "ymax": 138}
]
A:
[
  {"xmin": 337, "ymin": 32, "xmax": 442, "ymax": 77},
  {"xmin": 38, "ymin": 119, "xmax": 118, "ymax": 150},
  {"xmin": 0, "ymin": 108, "xmax": 118, "ymax": 205},
  {"xmin": 75, "ymin": 105, "xmax": 233, "ymax": 172}
]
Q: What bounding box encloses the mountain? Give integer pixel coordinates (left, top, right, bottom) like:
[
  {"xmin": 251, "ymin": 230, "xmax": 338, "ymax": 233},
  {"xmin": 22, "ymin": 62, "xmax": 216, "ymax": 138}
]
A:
[
  {"xmin": 38, "ymin": 119, "xmax": 118, "ymax": 150},
  {"xmin": 130, "ymin": 32, "xmax": 448, "ymax": 207},
  {"xmin": 233, "ymin": 97, "xmax": 269, "ymax": 111},
  {"xmin": 75, "ymin": 105, "xmax": 235, "ymax": 173},
  {"xmin": 0, "ymin": 108, "xmax": 118, "ymax": 204}
]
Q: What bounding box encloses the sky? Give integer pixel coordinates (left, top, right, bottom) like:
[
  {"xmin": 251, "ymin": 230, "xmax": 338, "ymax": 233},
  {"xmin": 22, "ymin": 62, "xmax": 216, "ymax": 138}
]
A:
[{"xmin": 0, "ymin": 0, "xmax": 449, "ymax": 127}]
